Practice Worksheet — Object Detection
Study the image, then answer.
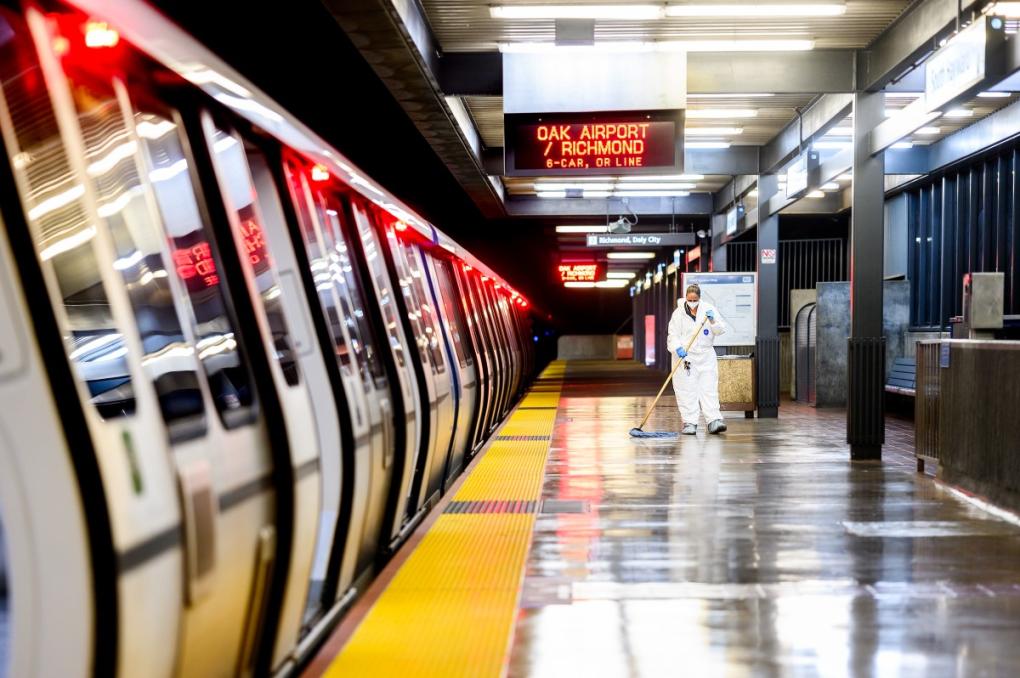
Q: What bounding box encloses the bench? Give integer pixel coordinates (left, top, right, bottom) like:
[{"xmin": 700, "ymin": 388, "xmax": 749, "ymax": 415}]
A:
[{"xmin": 885, "ymin": 357, "xmax": 916, "ymax": 396}]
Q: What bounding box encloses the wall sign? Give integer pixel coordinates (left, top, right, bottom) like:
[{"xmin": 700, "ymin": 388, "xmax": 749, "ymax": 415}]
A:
[
  {"xmin": 586, "ymin": 232, "xmax": 694, "ymax": 248},
  {"xmin": 785, "ymin": 155, "xmax": 808, "ymax": 199},
  {"xmin": 505, "ymin": 110, "xmax": 683, "ymax": 177},
  {"xmin": 925, "ymin": 17, "xmax": 999, "ymax": 114},
  {"xmin": 726, "ymin": 207, "xmax": 738, "ymax": 235},
  {"xmin": 558, "ymin": 261, "xmax": 602, "ymax": 282},
  {"xmin": 760, "ymin": 248, "xmax": 777, "ymax": 265}
]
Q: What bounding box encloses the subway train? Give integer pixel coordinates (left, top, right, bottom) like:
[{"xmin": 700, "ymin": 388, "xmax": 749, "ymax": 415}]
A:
[{"xmin": 0, "ymin": 1, "xmax": 537, "ymax": 676}]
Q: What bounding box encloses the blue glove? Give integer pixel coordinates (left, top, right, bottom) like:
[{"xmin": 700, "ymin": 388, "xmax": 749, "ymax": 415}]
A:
[
  {"xmin": 676, "ymin": 347, "xmax": 687, "ymax": 359},
  {"xmin": 706, "ymin": 309, "xmax": 716, "ymax": 320}
]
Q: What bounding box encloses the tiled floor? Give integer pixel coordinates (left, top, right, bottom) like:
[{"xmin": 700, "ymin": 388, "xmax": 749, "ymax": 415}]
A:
[{"xmin": 508, "ymin": 361, "xmax": 1020, "ymax": 677}]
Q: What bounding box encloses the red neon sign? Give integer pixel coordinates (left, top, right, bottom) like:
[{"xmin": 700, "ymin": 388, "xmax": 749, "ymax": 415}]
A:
[
  {"xmin": 239, "ymin": 218, "xmax": 269, "ymax": 268},
  {"xmin": 508, "ymin": 112, "xmax": 679, "ymax": 175},
  {"xmin": 558, "ymin": 261, "xmax": 602, "ymax": 283},
  {"xmin": 172, "ymin": 241, "xmax": 219, "ymax": 289}
]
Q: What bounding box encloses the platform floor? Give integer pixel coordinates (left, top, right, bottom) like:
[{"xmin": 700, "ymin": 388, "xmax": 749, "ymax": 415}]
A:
[{"xmin": 310, "ymin": 360, "xmax": 1020, "ymax": 677}]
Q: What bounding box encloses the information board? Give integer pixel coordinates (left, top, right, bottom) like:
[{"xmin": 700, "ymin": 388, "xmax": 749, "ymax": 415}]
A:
[
  {"xmin": 681, "ymin": 272, "xmax": 757, "ymax": 347},
  {"xmin": 558, "ymin": 261, "xmax": 602, "ymax": 283},
  {"xmin": 505, "ymin": 110, "xmax": 682, "ymax": 176}
]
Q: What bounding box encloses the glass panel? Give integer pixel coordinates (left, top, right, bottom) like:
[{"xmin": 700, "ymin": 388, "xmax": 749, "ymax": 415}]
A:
[
  {"xmin": 433, "ymin": 258, "xmax": 472, "ymax": 368},
  {"xmin": 0, "ymin": 10, "xmax": 135, "ymax": 419},
  {"xmin": 135, "ymin": 110, "xmax": 257, "ymax": 428},
  {"xmin": 351, "ymin": 203, "xmax": 407, "ymax": 372},
  {"xmin": 69, "ymin": 78, "xmax": 205, "ymax": 438},
  {"xmin": 401, "ymin": 241, "xmax": 446, "ymax": 374},
  {"xmin": 207, "ymin": 125, "xmax": 299, "ymax": 386}
]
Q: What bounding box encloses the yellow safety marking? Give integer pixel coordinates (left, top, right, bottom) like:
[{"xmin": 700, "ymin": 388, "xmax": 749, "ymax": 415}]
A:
[{"xmin": 324, "ymin": 362, "xmax": 565, "ymax": 677}]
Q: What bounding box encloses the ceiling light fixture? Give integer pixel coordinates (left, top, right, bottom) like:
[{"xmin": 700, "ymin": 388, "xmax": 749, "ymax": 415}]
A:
[
  {"xmin": 806, "ymin": 190, "xmax": 826, "ymax": 198},
  {"xmin": 595, "ymin": 279, "xmax": 631, "ymax": 288},
  {"xmin": 686, "ymin": 141, "xmax": 732, "ymax": 149},
  {"xmin": 977, "ymin": 91, "xmax": 1012, "ymax": 98},
  {"xmin": 619, "ymin": 174, "xmax": 704, "ymax": 181},
  {"xmin": 606, "ymin": 271, "xmax": 636, "ymax": 279},
  {"xmin": 685, "ymin": 127, "xmax": 743, "ymax": 136},
  {"xmin": 685, "ymin": 109, "xmax": 758, "ymax": 119},
  {"xmin": 497, "ymin": 39, "xmax": 814, "ymax": 53},
  {"xmin": 613, "ymin": 190, "xmax": 691, "ymax": 197},
  {"xmin": 916, "ymin": 126, "xmax": 941, "ymax": 135},
  {"xmin": 490, "ymin": 4, "xmax": 663, "ymax": 19},
  {"xmin": 945, "ymin": 108, "xmax": 975, "ymax": 117},
  {"xmin": 688, "ymin": 93, "xmax": 775, "ymax": 99},
  {"xmin": 564, "ymin": 281, "xmax": 597, "ymax": 288},
  {"xmin": 607, "ymin": 252, "xmax": 657, "ymax": 259},
  {"xmin": 665, "ymin": 3, "xmax": 846, "ymax": 17},
  {"xmin": 555, "ymin": 225, "xmax": 609, "ymax": 233}
]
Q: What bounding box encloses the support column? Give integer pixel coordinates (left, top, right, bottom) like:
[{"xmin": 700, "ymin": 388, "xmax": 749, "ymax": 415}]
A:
[
  {"xmin": 848, "ymin": 90, "xmax": 886, "ymax": 460},
  {"xmin": 755, "ymin": 173, "xmax": 780, "ymax": 418}
]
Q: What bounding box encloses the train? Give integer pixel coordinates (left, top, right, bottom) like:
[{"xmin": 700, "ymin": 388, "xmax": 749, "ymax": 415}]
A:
[{"xmin": 0, "ymin": 1, "xmax": 537, "ymax": 676}]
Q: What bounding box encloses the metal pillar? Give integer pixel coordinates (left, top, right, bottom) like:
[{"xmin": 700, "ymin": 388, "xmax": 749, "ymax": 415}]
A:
[
  {"xmin": 848, "ymin": 90, "xmax": 886, "ymax": 460},
  {"xmin": 756, "ymin": 173, "xmax": 781, "ymax": 418}
]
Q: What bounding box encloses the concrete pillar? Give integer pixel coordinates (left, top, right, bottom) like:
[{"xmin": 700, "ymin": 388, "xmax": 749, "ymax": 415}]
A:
[{"xmin": 756, "ymin": 173, "xmax": 780, "ymax": 418}]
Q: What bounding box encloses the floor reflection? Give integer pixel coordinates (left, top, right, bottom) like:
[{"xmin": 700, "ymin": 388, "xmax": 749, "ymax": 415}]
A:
[{"xmin": 509, "ymin": 361, "xmax": 1020, "ymax": 677}]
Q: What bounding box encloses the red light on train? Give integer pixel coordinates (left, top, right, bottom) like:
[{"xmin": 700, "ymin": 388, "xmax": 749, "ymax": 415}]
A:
[
  {"xmin": 394, "ymin": 220, "xmax": 409, "ymax": 232},
  {"xmin": 53, "ymin": 36, "xmax": 70, "ymax": 56},
  {"xmin": 462, "ymin": 264, "xmax": 473, "ymax": 272},
  {"xmin": 84, "ymin": 21, "xmax": 119, "ymax": 48},
  {"xmin": 311, "ymin": 164, "xmax": 330, "ymax": 182}
]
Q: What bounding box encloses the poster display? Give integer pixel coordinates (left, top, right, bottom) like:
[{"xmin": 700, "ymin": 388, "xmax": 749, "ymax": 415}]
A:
[{"xmin": 681, "ymin": 272, "xmax": 757, "ymax": 347}]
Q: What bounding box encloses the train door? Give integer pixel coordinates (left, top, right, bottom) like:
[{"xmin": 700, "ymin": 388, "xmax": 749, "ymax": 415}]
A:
[
  {"xmin": 476, "ymin": 276, "xmax": 508, "ymax": 422},
  {"xmin": 283, "ymin": 158, "xmax": 393, "ymax": 597},
  {"xmin": 346, "ymin": 200, "xmax": 424, "ymax": 539},
  {"xmin": 200, "ymin": 119, "xmax": 325, "ymax": 672},
  {"xmin": 381, "ymin": 227, "xmax": 451, "ymax": 503},
  {"xmin": 425, "ymin": 254, "xmax": 479, "ymax": 480},
  {"xmin": 458, "ymin": 266, "xmax": 497, "ymax": 444}
]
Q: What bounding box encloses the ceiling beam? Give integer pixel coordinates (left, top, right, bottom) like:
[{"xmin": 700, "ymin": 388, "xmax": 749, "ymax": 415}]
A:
[
  {"xmin": 506, "ymin": 194, "xmax": 713, "ymax": 217},
  {"xmin": 760, "ymin": 93, "xmax": 854, "ymax": 174},
  {"xmin": 320, "ymin": 0, "xmax": 505, "ymax": 217}
]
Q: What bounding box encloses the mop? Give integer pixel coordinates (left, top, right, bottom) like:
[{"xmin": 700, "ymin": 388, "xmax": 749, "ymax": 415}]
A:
[{"xmin": 629, "ymin": 316, "xmax": 709, "ymax": 438}]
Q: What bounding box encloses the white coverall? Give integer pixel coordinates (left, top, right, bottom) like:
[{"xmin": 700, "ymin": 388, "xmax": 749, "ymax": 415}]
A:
[{"xmin": 666, "ymin": 301, "xmax": 727, "ymax": 424}]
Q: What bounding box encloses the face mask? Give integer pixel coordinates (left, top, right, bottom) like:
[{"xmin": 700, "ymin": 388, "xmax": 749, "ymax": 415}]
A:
[{"xmin": 687, "ymin": 301, "xmax": 699, "ymax": 309}]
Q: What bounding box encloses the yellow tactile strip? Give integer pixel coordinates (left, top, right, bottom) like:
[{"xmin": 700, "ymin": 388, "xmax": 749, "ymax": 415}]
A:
[{"xmin": 324, "ymin": 362, "xmax": 565, "ymax": 677}]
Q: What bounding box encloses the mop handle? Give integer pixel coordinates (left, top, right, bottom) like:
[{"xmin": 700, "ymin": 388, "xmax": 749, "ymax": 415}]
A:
[{"xmin": 636, "ymin": 316, "xmax": 709, "ymax": 430}]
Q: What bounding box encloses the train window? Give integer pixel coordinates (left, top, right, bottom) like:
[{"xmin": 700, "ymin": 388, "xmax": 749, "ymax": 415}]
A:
[
  {"xmin": 432, "ymin": 257, "xmax": 472, "ymax": 369},
  {"xmin": 68, "ymin": 78, "xmax": 206, "ymax": 439},
  {"xmin": 404, "ymin": 244, "xmax": 447, "ymax": 374},
  {"xmin": 350, "ymin": 202, "xmax": 407, "ymax": 372},
  {"xmin": 133, "ymin": 109, "xmax": 257, "ymax": 429},
  {"xmin": 0, "ymin": 11, "xmax": 136, "ymax": 419},
  {"xmin": 206, "ymin": 124, "xmax": 300, "ymax": 386}
]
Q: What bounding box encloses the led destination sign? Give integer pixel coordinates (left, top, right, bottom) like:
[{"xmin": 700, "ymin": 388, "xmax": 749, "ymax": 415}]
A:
[
  {"xmin": 559, "ymin": 261, "xmax": 602, "ymax": 283},
  {"xmin": 506, "ymin": 110, "xmax": 682, "ymax": 177}
]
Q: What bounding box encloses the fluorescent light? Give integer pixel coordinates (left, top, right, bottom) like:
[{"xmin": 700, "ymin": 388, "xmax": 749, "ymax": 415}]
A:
[
  {"xmin": 688, "ymin": 93, "xmax": 774, "ymax": 99},
  {"xmin": 989, "ymin": 2, "xmax": 1020, "ymax": 17},
  {"xmin": 491, "ymin": 5, "xmax": 663, "ymax": 19},
  {"xmin": 613, "ymin": 190, "xmax": 690, "ymax": 197},
  {"xmin": 685, "ymin": 127, "xmax": 742, "ymax": 135},
  {"xmin": 806, "ymin": 190, "xmax": 825, "ymax": 198},
  {"xmin": 945, "ymin": 108, "xmax": 974, "ymax": 118},
  {"xmin": 583, "ymin": 190, "xmax": 612, "ymax": 198},
  {"xmin": 595, "ymin": 279, "xmax": 630, "ymax": 288},
  {"xmin": 916, "ymin": 126, "xmax": 941, "ymax": 135},
  {"xmin": 685, "ymin": 141, "xmax": 731, "ymax": 149},
  {"xmin": 537, "ymin": 190, "xmax": 566, "ymax": 199},
  {"xmin": 535, "ymin": 183, "xmax": 614, "ymax": 192},
  {"xmin": 825, "ymin": 127, "xmax": 853, "ymax": 136},
  {"xmin": 556, "ymin": 225, "xmax": 609, "ymax": 233},
  {"xmin": 837, "ymin": 173, "xmax": 853, "ymax": 181},
  {"xmin": 977, "ymin": 91, "xmax": 1012, "ymax": 98},
  {"xmin": 891, "ymin": 141, "xmax": 913, "ymax": 149},
  {"xmin": 619, "ymin": 174, "xmax": 703, "ymax": 181},
  {"xmin": 608, "ymin": 182, "xmax": 695, "ymax": 190},
  {"xmin": 607, "ymin": 252, "xmax": 656, "ymax": 259},
  {"xmin": 665, "ymin": 3, "xmax": 845, "ymax": 17},
  {"xmin": 606, "ymin": 271, "xmax": 636, "ymax": 279},
  {"xmin": 564, "ymin": 281, "xmax": 596, "ymax": 288},
  {"xmin": 821, "ymin": 182, "xmax": 840, "ymax": 190},
  {"xmin": 812, "ymin": 141, "xmax": 851, "ymax": 149},
  {"xmin": 686, "ymin": 109, "xmax": 758, "ymax": 119},
  {"xmin": 498, "ymin": 39, "xmax": 814, "ymax": 53},
  {"xmin": 748, "ymin": 189, "xmax": 758, "ymax": 197}
]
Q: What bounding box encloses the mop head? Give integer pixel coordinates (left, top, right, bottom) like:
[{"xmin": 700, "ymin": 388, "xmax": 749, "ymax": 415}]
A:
[{"xmin": 629, "ymin": 427, "xmax": 679, "ymax": 438}]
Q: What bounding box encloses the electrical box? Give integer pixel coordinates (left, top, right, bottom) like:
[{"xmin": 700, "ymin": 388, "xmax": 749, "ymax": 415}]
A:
[{"xmin": 962, "ymin": 272, "xmax": 1004, "ymax": 336}]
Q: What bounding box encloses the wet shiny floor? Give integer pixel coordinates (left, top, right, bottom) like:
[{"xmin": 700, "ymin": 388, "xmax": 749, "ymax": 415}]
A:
[{"xmin": 508, "ymin": 361, "xmax": 1020, "ymax": 677}]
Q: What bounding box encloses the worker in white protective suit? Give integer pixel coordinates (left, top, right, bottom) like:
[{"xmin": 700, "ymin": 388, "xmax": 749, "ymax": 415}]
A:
[{"xmin": 667, "ymin": 283, "xmax": 728, "ymax": 435}]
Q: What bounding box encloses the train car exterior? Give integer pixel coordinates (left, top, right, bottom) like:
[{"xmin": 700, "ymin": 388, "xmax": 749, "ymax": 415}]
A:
[{"xmin": 0, "ymin": 1, "xmax": 535, "ymax": 676}]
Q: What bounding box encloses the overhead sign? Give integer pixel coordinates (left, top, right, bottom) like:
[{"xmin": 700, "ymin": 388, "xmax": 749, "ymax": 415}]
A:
[
  {"xmin": 558, "ymin": 261, "xmax": 602, "ymax": 283},
  {"xmin": 785, "ymin": 155, "xmax": 808, "ymax": 199},
  {"xmin": 682, "ymin": 272, "xmax": 757, "ymax": 347},
  {"xmin": 503, "ymin": 51, "xmax": 686, "ymax": 114},
  {"xmin": 505, "ymin": 110, "xmax": 683, "ymax": 177},
  {"xmin": 726, "ymin": 207, "xmax": 738, "ymax": 235},
  {"xmin": 586, "ymin": 232, "xmax": 694, "ymax": 248},
  {"xmin": 925, "ymin": 17, "xmax": 996, "ymax": 113}
]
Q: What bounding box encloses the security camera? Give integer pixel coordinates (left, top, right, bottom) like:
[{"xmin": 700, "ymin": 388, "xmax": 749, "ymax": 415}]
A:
[{"xmin": 608, "ymin": 217, "xmax": 632, "ymax": 234}]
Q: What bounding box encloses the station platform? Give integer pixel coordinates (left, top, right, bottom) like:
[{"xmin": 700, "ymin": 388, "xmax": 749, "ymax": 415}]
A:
[{"xmin": 306, "ymin": 360, "xmax": 1020, "ymax": 677}]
